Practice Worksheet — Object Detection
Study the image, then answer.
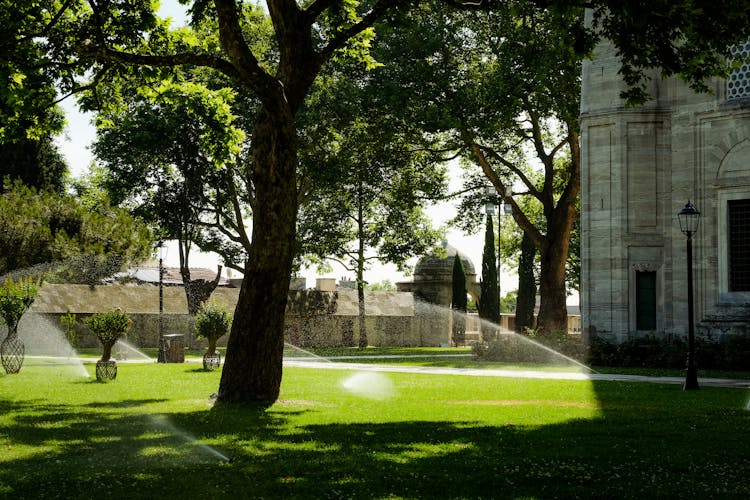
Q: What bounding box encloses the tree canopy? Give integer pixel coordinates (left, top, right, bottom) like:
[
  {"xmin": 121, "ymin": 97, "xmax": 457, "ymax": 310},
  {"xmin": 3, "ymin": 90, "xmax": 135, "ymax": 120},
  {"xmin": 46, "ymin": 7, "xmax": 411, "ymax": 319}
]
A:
[
  {"xmin": 7, "ymin": 0, "xmax": 750, "ymax": 404},
  {"xmin": 0, "ymin": 180, "xmax": 152, "ymax": 280}
]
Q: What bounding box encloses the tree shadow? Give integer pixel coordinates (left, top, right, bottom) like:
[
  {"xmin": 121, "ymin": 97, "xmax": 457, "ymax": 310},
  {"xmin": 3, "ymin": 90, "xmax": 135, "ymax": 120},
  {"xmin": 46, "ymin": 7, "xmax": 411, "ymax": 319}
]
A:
[{"xmin": 0, "ymin": 378, "xmax": 748, "ymax": 499}]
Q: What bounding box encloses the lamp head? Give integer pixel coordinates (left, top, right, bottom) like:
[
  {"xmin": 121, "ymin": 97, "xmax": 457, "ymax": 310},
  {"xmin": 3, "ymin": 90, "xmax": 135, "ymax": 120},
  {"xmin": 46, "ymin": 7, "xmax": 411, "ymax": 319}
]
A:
[{"xmin": 678, "ymin": 200, "xmax": 701, "ymax": 235}]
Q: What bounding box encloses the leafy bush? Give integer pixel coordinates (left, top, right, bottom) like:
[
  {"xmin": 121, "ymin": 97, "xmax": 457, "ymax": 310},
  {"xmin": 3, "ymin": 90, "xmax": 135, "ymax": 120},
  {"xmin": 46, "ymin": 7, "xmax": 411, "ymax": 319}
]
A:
[
  {"xmin": 60, "ymin": 311, "xmax": 78, "ymax": 347},
  {"xmin": 474, "ymin": 331, "xmax": 750, "ymax": 371},
  {"xmin": 0, "ymin": 275, "xmax": 38, "ymax": 332},
  {"xmin": 588, "ymin": 334, "xmax": 750, "ymax": 371},
  {"xmin": 472, "ymin": 331, "xmax": 587, "ymax": 365},
  {"xmin": 195, "ymin": 301, "xmax": 232, "ymax": 353},
  {"xmin": 85, "ymin": 309, "xmax": 131, "ymax": 361}
]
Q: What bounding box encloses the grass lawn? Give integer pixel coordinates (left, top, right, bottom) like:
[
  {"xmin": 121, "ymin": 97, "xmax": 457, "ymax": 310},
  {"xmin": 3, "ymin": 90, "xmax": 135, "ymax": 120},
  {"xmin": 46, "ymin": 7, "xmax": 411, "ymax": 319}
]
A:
[{"xmin": 1, "ymin": 359, "xmax": 748, "ymax": 499}]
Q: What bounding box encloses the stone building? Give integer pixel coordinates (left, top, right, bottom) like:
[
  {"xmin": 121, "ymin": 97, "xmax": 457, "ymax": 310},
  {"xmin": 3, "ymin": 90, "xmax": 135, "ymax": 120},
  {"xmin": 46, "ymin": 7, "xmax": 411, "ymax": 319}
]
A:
[
  {"xmin": 397, "ymin": 243, "xmax": 480, "ymax": 305},
  {"xmin": 580, "ymin": 33, "xmax": 750, "ymax": 342}
]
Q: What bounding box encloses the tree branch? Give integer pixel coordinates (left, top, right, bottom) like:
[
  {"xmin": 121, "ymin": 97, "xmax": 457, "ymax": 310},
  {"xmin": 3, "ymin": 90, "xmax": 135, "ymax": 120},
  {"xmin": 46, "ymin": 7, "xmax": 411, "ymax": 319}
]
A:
[
  {"xmin": 303, "ymin": 0, "xmax": 339, "ymax": 22},
  {"xmin": 467, "ymin": 139, "xmax": 546, "ymax": 250},
  {"xmin": 317, "ymin": 0, "xmax": 401, "ymax": 63},
  {"xmin": 214, "ymin": 0, "xmax": 281, "ymax": 97},
  {"xmin": 472, "ymin": 140, "xmax": 541, "ymax": 200},
  {"xmin": 77, "ymin": 39, "xmax": 241, "ymax": 80}
]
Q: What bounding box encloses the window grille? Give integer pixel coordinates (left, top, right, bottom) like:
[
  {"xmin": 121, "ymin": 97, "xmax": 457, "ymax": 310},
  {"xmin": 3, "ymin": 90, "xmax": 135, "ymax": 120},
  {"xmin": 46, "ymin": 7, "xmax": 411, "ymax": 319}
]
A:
[
  {"xmin": 729, "ymin": 199, "xmax": 750, "ymax": 291},
  {"xmin": 728, "ymin": 42, "xmax": 750, "ymax": 100}
]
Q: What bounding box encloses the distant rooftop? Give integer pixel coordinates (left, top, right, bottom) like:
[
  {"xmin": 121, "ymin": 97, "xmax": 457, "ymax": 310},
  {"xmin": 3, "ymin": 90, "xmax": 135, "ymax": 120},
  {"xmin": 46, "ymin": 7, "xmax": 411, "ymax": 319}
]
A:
[{"xmin": 115, "ymin": 266, "xmax": 231, "ymax": 287}]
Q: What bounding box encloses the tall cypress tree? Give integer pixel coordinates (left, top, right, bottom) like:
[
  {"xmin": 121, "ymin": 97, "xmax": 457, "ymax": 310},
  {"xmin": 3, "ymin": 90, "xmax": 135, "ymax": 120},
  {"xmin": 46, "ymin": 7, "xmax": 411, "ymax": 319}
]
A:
[
  {"xmin": 479, "ymin": 213, "xmax": 500, "ymax": 339},
  {"xmin": 451, "ymin": 253, "xmax": 467, "ymax": 346},
  {"xmin": 515, "ymin": 231, "xmax": 538, "ymax": 333}
]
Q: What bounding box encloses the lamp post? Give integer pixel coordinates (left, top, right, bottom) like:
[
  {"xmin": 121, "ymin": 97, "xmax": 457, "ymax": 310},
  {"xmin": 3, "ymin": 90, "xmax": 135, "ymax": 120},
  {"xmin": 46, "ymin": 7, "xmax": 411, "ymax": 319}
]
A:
[
  {"xmin": 500, "ymin": 186, "xmax": 512, "ymax": 300},
  {"xmin": 156, "ymin": 241, "xmax": 167, "ymax": 363},
  {"xmin": 677, "ymin": 200, "xmax": 700, "ymax": 390}
]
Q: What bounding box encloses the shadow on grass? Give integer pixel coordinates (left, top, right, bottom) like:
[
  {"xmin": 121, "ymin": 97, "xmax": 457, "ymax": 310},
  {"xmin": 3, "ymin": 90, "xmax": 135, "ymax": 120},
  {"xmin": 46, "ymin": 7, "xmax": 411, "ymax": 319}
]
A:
[
  {"xmin": 1, "ymin": 381, "xmax": 748, "ymax": 499},
  {"xmin": 84, "ymin": 398, "xmax": 168, "ymax": 409}
]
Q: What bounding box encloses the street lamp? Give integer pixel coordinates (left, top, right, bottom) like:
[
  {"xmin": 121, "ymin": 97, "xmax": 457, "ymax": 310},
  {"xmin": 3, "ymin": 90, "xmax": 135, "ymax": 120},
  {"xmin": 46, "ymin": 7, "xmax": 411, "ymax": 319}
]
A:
[
  {"xmin": 484, "ymin": 184, "xmax": 513, "ymax": 311},
  {"xmin": 677, "ymin": 200, "xmax": 700, "ymax": 390},
  {"xmin": 155, "ymin": 240, "xmax": 168, "ymax": 363}
]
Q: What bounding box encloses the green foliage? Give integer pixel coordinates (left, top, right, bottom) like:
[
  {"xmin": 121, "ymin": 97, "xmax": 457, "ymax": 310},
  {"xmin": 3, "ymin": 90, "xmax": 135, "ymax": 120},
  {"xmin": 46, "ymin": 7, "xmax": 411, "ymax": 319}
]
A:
[
  {"xmin": 60, "ymin": 311, "xmax": 78, "ymax": 348},
  {"xmin": 0, "ymin": 180, "xmax": 152, "ymax": 278},
  {"xmin": 0, "ymin": 275, "xmax": 38, "ymax": 329},
  {"xmin": 0, "ymin": 136, "xmax": 68, "ymax": 194},
  {"xmin": 475, "ymin": 331, "xmax": 750, "ymax": 372},
  {"xmin": 589, "ymin": 0, "xmax": 750, "ymax": 105},
  {"xmin": 500, "ymin": 290, "xmax": 517, "ymax": 314},
  {"xmin": 194, "ymin": 301, "xmax": 232, "ymax": 342},
  {"xmin": 472, "ymin": 331, "xmax": 588, "ymax": 365},
  {"xmin": 365, "ymin": 280, "xmax": 397, "ymax": 292},
  {"xmin": 588, "ymin": 334, "xmax": 750, "ymax": 371},
  {"xmin": 92, "ymin": 78, "xmax": 247, "ymax": 271},
  {"xmin": 451, "ymin": 254, "xmax": 467, "ymax": 312},
  {"xmin": 0, "ymin": 1, "xmax": 65, "ymax": 142},
  {"xmin": 297, "ymin": 77, "xmax": 446, "ymax": 277},
  {"xmin": 374, "ymin": 3, "xmax": 583, "ymax": 332},
  {"xmin": 478, "ymin": 213, "xmax": 499, "ymax": 324},
  {"xmin": 515, "ymin": 231, "xmax": 537, "ymax": 332},
  {"xmin": 84, "ymin": 310, "xmax": 131, "ymax": 346}
]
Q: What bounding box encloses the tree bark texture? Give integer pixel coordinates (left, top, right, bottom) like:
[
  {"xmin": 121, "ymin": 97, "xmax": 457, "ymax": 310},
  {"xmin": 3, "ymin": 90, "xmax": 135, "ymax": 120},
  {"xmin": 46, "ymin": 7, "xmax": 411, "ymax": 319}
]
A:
[
  {"xmin": 535, "ymin": 203, "xmax": 576, "ymax": 333},
  {"xmin": 217, "ymin": 105, "xmax": 298, "ymax": 405}
]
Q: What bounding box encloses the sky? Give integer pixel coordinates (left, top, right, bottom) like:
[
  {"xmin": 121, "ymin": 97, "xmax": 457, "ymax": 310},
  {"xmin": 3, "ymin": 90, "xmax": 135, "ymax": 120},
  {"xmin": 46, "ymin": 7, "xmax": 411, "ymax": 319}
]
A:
[{"xmin": 53, "ymin": 1, "xmax": 508, "ymax": 292}]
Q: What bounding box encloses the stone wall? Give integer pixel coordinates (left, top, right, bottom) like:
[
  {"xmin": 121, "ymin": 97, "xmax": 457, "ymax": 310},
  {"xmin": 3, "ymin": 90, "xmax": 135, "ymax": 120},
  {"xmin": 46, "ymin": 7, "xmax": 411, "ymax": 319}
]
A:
[
  {"xmin": 27, "ymin": 284, "xmax": 451, "ymax": 348},
  {"xmin": 580, "ymin": 26, "xmax": 750, "ymax": 341}
]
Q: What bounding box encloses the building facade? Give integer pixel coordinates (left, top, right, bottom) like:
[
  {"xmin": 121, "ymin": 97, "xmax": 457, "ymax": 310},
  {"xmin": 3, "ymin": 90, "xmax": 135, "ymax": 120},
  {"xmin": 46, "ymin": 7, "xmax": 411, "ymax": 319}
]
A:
[{"xmin": 580, "ymin": 35, "xmax": 750, "ymax": 342}]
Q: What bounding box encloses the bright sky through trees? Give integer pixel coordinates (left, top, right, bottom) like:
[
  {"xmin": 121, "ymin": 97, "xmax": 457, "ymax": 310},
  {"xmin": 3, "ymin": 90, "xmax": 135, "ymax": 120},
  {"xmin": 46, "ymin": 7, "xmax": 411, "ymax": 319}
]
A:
[{"xmin": 51, "ymin": 0, "xmax": 518, "ymax": 294}]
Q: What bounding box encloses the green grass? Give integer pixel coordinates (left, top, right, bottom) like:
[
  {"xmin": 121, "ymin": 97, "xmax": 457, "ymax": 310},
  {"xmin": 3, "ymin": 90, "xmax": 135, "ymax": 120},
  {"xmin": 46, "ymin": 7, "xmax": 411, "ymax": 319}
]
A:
[
  {"xmin": 292, "ymin": 346, "xmax": 750, "ymax": 379},
  {"xmin": 1, "ymin": 360, "xmax": 748, "ymax": 499}
]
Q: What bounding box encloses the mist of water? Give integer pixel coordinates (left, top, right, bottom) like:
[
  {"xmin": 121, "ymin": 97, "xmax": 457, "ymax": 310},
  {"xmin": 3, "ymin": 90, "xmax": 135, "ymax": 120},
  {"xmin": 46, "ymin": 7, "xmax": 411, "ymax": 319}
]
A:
[
  {"xmin": 16, "ymin": 313, "xmax": 89, "ymax": 377},
  {"xmin": 284, "ymin": 342, "xmax": 397, "ymax": 399},
  {"xmin": 283, "ymin": 342, "xmax": 334, "ymax": 362},
  {"xmin": 114, "ymin": 339, "xmax": 154, "ymax": 362},
  {"xmin": 147, "ymin": 414, "xmax": 230, "ymax": 462},
  {"xmin": 421, "ymin": 302, "xmax": 595, "ymax": 373},
  {"xmin": 340, "ymin": 371, "xmax": 395, "ymax": 400}
]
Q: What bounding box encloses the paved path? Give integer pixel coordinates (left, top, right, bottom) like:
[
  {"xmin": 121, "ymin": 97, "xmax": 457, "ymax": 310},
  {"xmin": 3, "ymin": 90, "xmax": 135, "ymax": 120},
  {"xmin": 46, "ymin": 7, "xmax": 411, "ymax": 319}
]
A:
[
  {"xmin": 283, "ymin": 358, "xmax": 750, "ymax": 389},
  {"xmin": 24, "ymin": 354, "xmax": 749, "ymax": 389}
]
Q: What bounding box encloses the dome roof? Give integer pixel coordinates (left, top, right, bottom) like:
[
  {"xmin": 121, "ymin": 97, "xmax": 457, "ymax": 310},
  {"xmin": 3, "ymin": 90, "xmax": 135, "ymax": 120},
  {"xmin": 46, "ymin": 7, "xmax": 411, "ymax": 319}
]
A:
[{"xmin": 414, "ymin": 243, "xmax": 476, "ymax": 281}]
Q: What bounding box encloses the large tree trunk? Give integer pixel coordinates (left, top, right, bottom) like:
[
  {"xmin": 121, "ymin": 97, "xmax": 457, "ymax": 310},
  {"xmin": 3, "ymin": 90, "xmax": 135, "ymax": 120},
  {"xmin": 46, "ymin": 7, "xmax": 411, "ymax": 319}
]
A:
[
  {"xmin": 216, "ymin": 104, "xmax": 297, "ymax": 405},
  {"xmin": 536, "ymin": 248, "xmax": 568, "ymax": 333},
  {"xmin": 535, "ymin": 218, "xmax": 573, "ymax": 334}
]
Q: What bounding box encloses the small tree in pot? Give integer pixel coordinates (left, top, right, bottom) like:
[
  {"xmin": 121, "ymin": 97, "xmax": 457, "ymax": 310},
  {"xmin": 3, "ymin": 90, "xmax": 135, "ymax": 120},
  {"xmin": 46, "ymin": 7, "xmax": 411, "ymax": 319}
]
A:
[
  {"xmin": 195, "ymin": 301, "xmax": 231, "ymax": 370},
  {"xmin": 85, "ymin": 309, "xmax": 131, "ymax": 381},
  {"xmin": 0, "ymin": 275, "xmax": 38, "ymax": 374}
]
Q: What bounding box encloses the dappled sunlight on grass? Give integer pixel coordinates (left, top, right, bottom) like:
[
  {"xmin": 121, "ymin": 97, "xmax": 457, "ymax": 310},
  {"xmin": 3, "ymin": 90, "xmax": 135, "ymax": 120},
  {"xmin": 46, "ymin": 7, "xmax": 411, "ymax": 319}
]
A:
[
  {"xmin": 1, "ymin": 359, "xmax": 748, "ymax": 498},
  {"xmin": 374, "ymin": 441, "xmax": 475, "ymax": 465}
]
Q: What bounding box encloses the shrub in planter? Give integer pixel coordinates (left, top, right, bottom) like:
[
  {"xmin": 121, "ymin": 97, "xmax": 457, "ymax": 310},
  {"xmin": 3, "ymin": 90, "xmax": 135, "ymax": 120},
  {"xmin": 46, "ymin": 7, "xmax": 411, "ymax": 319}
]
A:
[
  {"xmin": 0, "ymin": 276, "xmax": 38, "ymax": 374},
  {"xmin": 195, "ymin": 301, "xmax": 232, "ymax": 370},
  {"xmin": 85, "ymin": 309, "xmax": 131, "ymax": 381}
]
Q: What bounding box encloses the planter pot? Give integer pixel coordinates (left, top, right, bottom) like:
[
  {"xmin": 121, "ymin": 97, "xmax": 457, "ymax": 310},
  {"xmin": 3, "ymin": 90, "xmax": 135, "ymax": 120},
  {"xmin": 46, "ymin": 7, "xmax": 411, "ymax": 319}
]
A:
[
  {"xmin": 203, "ymin": 351, "xmax": 221, "ymax": 371},
  {"xmin": 96, "ymin": 360, "xmax": 117, "ymax": 381},
  {"xmin": 1, "ymin": 334, "xmax": 24, "ymax": 374}
]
